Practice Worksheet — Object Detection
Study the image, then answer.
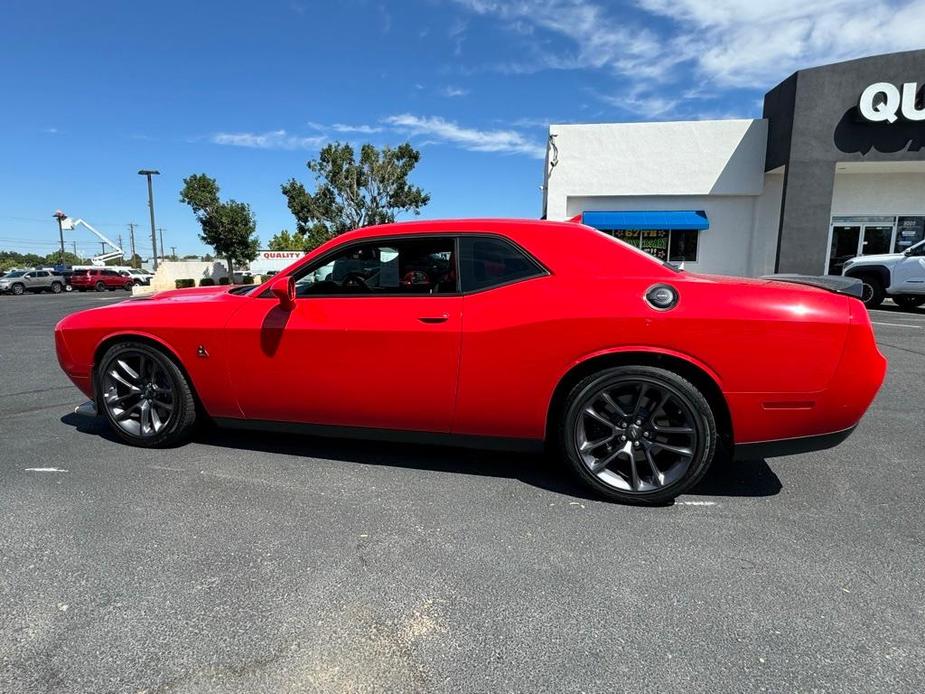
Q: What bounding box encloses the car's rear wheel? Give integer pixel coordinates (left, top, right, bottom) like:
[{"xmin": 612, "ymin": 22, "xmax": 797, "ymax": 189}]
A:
[
  {"xmin": 50, "ymin": 281, "xmax": 63, "ymax": 294},
  {"xmin": 859, "ymin": 277, "xmax": 884, "ymax": 309},
  {"xmin": 124, "ymin": 282, "xmax": 133, "ymax": 291},
  {"xmin": 893, "ymin": 295, "xmax": 925, "ymax": 310},
  {"xmin": 11, "ymin": 283, "xmax": 24, "ymax": 295},
  {"xmin": 96, "ymin": 341, "xmax": 197, "ymax": 448},
  {"xmin": 95, "ymin": 281, "xmax": 106, "ymax": 292},
  {"xmin": 559, "ymin": 366, "xmax": 716, "ymax": 505}
]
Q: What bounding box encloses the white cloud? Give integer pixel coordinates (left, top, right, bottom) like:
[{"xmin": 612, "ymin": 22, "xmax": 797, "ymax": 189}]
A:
[
  {"xmin": 384, "ymin": 114, "xmax": 546, "ymax": 158},
  {"xmin": 451, "ymin": 0, "xmax": 925, "ymax": 116},
  {"xmin": 306, "ymin": 121, "xmax": 385, "ymax": 134},
  {"xmin": 440, "ymin": 85, "xmax": 470, "ymax": 97},
  {"xmin": 639, "ymin": 0, "xmax": 925, "ymax": 87},
  {"xmin": 210, "ymin": 130, "xmax": 325, "ymax": 150}
]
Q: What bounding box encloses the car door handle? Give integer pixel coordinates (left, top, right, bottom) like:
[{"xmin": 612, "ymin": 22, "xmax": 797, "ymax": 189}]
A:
[{"xmin": 418, "ymin": 314, "xmax": 449, "ymax": 324}]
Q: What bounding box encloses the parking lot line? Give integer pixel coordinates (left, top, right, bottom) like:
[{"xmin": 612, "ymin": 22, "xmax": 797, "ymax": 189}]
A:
[{"xmin": 871, "ymin": 321, "xmax": 923, "ymax": 329}]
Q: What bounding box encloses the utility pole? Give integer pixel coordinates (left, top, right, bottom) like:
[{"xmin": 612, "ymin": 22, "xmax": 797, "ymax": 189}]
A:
[
  {"xmin": 157, "ymin": 228, "xmax": 166, "ymax": 261},
  {"xmin": 100, "ymin": 241, "xmax": 106, "ymax": 255},
  {"xmin": 170, "ymin": 246, "xmax": 176, "ymax": 259},
  {"xmin": 118, "ymin": 234, "xmax": 124, "ymax": 260},
  {"xmin": 71, "ymin": 241, "xmax": 77, "ymax": 257},
  {"xmin": 138, "ymin": 169, "xmax": 160, "ymax": 270},
  {"xmin": 127, "ymin": 223, "xmax": 137, "ymax": 264},
  {"xmin": 53, "ymin": 210, "xmax": 67, "ymax": 266}
]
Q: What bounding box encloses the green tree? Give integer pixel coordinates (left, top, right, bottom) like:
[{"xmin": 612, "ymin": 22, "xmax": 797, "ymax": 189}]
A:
[
  {"xmin": 128, "ymin": 253, "xmax": 143, "ymax": 269},
  {"xmin": 179, "ymin": 173, "xmax": 259, "ymax": 277},
  {"xmin": 275, "ymin": 142, "xmax": 429, "ymax": 252},
  {"xmin": 43, "ymin": 251, "xmax": 84, "ymax": 267},
  {"xmin": 267, "ymin": 230, "xmax": 301, "ymax": 251}
]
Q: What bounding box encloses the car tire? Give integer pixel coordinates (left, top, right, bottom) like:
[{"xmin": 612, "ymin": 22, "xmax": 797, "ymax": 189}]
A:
[
  {"xmin": 50, "ymin": 281, "xmax": 63, "ymax": 294},
  {"xmin": 124, "ymin": 283, "xmax": 133, "ymax": 291},
  {"xmin": 95, "ymin": 281, "xmax": 106, "ymax": 292},
  {"xmin": 11, "ymin": 283, "xmax": 24, "ymax": 296},
  {"xmin": 96, "ymin": 341, "xmax": 198, "ymax": 448},
  {"xmin": 893, "ymin": 295, "xmax": 925, "ymax": 310},
  {"xmin": 559, "ymin": 365, "xmax": 717, "ymax": 505},
  {"xmin": 859, "ymin": 277, "xmax": 885, "ymax": 309}
]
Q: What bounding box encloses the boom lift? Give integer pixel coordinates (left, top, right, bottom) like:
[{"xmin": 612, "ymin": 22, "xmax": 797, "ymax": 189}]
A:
[{"xmin": 56, "ymin": 210, "xmax": 124, "ymax": 265}]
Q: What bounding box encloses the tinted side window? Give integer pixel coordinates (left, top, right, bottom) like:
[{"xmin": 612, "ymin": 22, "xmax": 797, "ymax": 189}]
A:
[
  {"xmin": 459, "ymin": 237, "xmax": 544, "ymax": 292},
  {"xmin": 103, "ymin": 270, "xmax": 118, "ymax": 276},
  {"xmin": 293, "ymin": 237, "xmax": 456, "ymax": 297}
]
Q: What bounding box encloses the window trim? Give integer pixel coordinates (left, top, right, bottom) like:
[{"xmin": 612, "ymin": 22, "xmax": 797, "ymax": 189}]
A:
[{"xmin": 259, "ymin": 232, "xmax": 549, "ymax": 299}]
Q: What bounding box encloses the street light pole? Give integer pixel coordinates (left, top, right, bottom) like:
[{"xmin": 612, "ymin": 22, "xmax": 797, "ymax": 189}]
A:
[
  {"xmin": 53, "ymin": 210, "xmax": 67, "ymax": 266},
  {"xmin": 138, "ymin": 169, "xmax": 160, "ymax": 270}
]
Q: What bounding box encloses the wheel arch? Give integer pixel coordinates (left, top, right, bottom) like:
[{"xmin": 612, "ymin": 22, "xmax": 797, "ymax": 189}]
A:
[
  {"xmin": 545, "ymin": 349, "xmax": 733, "ymax": 451},
  {"xmin": 845, "ymin": 264, "xmax": 891, "ymax": 290},
  {"xmin": 92, "ymin": 332, "xmax": 204, "ymax": 414}
]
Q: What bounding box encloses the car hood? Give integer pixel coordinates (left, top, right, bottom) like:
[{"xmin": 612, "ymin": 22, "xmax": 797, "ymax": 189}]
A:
[
  {"xmin": 133, "ymin": 286, "xmax": 235, "ymax": 302},
  {"xmin": 844, "ymin": 253, "xmax": 901, "ymax": 264}
]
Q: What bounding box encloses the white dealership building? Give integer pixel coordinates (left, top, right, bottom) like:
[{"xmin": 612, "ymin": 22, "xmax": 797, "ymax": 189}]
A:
[{"xmin": 542, "ymin": 50, "xmax": 925, "ymax": 277}]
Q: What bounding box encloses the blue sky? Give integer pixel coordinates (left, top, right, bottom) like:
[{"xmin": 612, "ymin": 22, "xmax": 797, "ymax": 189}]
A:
[{"xmin": 2, "ymin": 0, "xmax": 923, "ymax": 257}]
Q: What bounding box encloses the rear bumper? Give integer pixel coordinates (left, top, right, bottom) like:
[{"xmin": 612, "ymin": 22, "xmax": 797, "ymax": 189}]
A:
[{"xmin": 733, "ymin": 425, "xmax": 856, "ymax": 461}]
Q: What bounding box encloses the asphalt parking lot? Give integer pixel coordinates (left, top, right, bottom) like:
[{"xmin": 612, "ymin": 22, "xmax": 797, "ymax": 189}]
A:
[{"xmin": 1, "ymin": 292, "xmax": 923, "ymax": 693}]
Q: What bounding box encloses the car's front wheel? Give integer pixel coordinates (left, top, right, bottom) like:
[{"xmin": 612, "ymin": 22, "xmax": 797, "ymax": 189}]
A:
[
  {"xmin": 893, "ymin": 295, "xmax": 925, "ymax": 310},
  {"xmin": 560, "ymin": 366, "xmax": 716, "ymax": 505},
  {"xmin": 11, "ymin": 283, "xmax": 24, "ymax": 295},
  {"xmin": 96, "ymin": 341, "xmax": 197, "ymax": 448},
  {"xmin": 859, "ymin": 277, "xmax": 885, "ymax": 309}
]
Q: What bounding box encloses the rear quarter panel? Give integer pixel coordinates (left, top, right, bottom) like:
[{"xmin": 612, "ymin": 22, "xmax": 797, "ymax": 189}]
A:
[{"xmin": 454, "ymin": 270, "xmax": 852, "ymax": 443}]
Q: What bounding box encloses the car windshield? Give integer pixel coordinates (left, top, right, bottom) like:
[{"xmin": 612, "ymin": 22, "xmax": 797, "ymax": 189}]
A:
[{"xmin": 4, "ymin": 271, "xmax": 25, "ymax": 278}]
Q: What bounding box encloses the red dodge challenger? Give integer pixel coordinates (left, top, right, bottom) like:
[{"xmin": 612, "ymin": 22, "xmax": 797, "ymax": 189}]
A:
[{"xmin": 55, "ymin": 219, "xmax": 886, "ymax": 504}]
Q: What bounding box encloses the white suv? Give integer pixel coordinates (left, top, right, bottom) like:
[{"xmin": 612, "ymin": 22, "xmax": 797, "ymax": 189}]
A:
[{"xmin": 842, "ymin": 238, "xmax": 925, "ymax": 310}]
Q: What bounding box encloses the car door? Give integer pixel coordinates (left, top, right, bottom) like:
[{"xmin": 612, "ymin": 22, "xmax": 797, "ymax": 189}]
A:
[
  {"xmin": 892, "ymin": 241, "xmax": 925, "ymax": 293},
  {"xmin": 224, "ymin": 235, "xmax": 462, "ymax": 433},
  {"xmin": 24, "ymin": 271, "xmax": 41, "ymax": 289}
]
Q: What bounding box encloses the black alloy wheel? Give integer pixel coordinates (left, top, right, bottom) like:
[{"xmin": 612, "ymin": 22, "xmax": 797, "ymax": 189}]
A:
[
  {"xmin": 97, "ymin": 342, "xmax": 198, "ymax": 447},
  {"xmin": 860, "ymin": 278, "xmax": 884, "ymax": 309},
  {"xmin": 561, "ymin": 366, "xmax": 716, "ymax": 505}
]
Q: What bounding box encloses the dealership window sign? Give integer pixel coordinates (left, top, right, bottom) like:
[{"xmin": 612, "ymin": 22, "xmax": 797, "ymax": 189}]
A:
[{"xmin": 858, "ymin": 82, "xmax": 925, "ymax": 123}]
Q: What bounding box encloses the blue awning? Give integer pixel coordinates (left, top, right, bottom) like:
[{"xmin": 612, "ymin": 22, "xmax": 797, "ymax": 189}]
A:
[{"xmin": 582, "ymin": 210, "xmax": 709, "ymax": 231}]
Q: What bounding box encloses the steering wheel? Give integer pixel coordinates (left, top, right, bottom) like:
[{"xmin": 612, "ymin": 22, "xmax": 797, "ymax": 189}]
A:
[{"xmin": 342, "ymin": 272, "xmax": 371, "ymax": 292}]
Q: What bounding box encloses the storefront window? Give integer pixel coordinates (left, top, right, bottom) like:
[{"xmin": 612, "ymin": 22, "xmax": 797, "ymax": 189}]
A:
[
  {"xmin": 608, "ymin": 229, "xmax": 698, "ymax": 263},
  {"xmin": 895, "ymin": 217, "xmax": 925, "ymax": 253},
  {"xmin": 669, "ymin": 230, "xmax": 698, "ymax": 262}
]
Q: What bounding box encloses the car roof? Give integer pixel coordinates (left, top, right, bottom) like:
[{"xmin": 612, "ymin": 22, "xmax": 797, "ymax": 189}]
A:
[{"xmin": 338, "ymin": 218, "xmax": 580, "ymax": 242}]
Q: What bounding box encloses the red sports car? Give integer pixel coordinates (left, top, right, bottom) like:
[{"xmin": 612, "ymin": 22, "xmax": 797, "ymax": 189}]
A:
[{"xmin": 55, "ymin": 219, "xmax": 886, "ymax": 504}]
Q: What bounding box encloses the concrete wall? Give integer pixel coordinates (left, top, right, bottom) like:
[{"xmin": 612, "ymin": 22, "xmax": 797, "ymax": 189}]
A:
[
  {"xmin": 545, "ymin": 119, "xmax": 768, "ymax": 220},
  {"xmin": 149, "ymin": 261, "xmax": 231, "ymax": 291},
  {"xmin": 831, "ymin": 172, "xmax": 925, "ymax": 216}
]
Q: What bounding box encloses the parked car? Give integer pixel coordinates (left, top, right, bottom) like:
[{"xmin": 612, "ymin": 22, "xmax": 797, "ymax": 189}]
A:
[
  {"xmin": 69, "ymin": 268, "xmax": 134, "ymax": 292},
  {"xmin": 0, "ymin": 269, "xmax": 67, "ymax": 295},
  {"xmin": 55, "ymin": 219, "xmax": 886, "ymax": 505},
  {"xmin": 118, "ymin": 268, "xmax": 154, "ymax": 286},
  {"xmin": 842, "ymin": 238, "xmax": 925, "ymax": 309}
]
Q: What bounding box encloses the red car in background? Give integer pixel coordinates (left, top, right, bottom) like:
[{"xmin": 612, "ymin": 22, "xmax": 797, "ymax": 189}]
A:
[
  {"xmin": 54, "ymin": 219, "xmax": 886, "ymax": 504},
  {"xmin": 70, "ymin": 268, "xmax": 134, "ymax": 292}
]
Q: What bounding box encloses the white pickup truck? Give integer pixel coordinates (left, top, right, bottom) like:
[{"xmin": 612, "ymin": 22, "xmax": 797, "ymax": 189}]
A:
[{"xmin": 842, "ymin": 238, "xmax": 925, "ymax": 310}]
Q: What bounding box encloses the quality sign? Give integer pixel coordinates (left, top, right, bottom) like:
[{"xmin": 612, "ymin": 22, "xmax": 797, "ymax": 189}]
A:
[{"xmin": 858, "ymin": 82, "xmax": 925, "ymax": 123}]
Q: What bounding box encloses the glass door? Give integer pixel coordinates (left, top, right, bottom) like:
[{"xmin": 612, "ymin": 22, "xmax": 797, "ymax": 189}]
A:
[
  {"xmin": 860, "ymin": 225, "xmax": 893, "ymax": 256},
  {"xmin": 828, "ymin": 226, "xmax": 861, "ymax": 275}
]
